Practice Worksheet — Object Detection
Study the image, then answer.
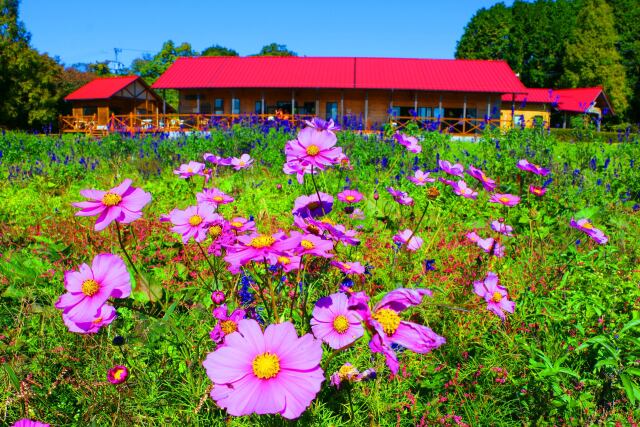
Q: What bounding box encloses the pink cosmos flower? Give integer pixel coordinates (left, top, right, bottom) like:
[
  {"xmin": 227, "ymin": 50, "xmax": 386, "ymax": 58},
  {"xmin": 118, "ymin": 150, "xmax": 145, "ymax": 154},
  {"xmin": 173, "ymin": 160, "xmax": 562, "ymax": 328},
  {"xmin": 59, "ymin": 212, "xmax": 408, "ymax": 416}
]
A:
[
  {"xmin": 348, "ymin": 289, "xmax": 445, "ymax": 374},
  {"xmin": 473, "ymin": 272, "xmax": 515, "ymax": 320},
  {"xmin": 517, "ymin": 159, "xmax": 550, "ymax": 176},
  {"xmin": 466, "ymin": 231, "xmax": 480, "ymax": 243},
  {"xmin": 228, "ymin": 216, "xmax": 256, "ymax": 234},
  {"xmin": 393, "ymin": 229, "xmax": 423, "ymax": 251},
  {"xmin": 331, "ymin": 261, "xmax": 365, "ymax": 275},
  {"xmin": 350, "ymin": 208, "xmax": 365, "ymax": 220},
  {"xmin": 452, "ymin": 180, "xmax": 478, "ymax": 199},
  {"xmin": 570, "ymin": 218, "xmax": 608, "ymax": 244},
  {"xmin": 230, "ymin": 154, "xmax": 254, "ymax": 170},
  {"xmin": 210, "ymin": 304, "xmax": 246, "ymax": 344},
  {"xmin": 271, "ymin": 253, "xmax": 302, "ymax": 272},
  {"xmin": 174, "ymin": 161, "xmax": 205, "ymax": 178},
  {"xmin": 302, "ymin": 217, "xmax": 360, "ymax": 246},
  {"xmin": 467, "ymin": 165, "xmax": 497, "ymax": 192},
  {"xmin": 337, "ymin": 189, "xmax": 363, "ymax": 204},
  {"xmin": 55, "ymin": 254, "xmax": 131, "ymax": 324},
  {"xmin": 529, "ymin": 185, "xmax": 547, "ymax": 197},
  {"xmin": 169, "ymin": 204, "xmax": 220, "ymax": 244},
  {"xmin": 62, "ymin": 304, "xmax": 116, "ymax": 334},
  {"xmin": 305, "ymin": 117, "xmax": 340, "ymax": 133},
  {"xmin": 285, "ymin": 126, "xmax": 343, "ymax": 172},
  {"xmin": 107, "ymin": 365, "xmax": 129, "ymax": 384},
  {"xmin": 292, "ymin": 193, "xmax": 334, "ymax": 218},
  {"xmin": 224, "ymin": 232, "xmax": 297, "ymax": 269},
  {"xmin": 72, "ymin": 179, "xmax": 152, "ymax": 231},
  {"xmin": 438, "ymin": 177, "xmax": 457, "ymax": 188},
  {"xmin": 207, "ymin": 218, "xmax": 236, "ymax": 256},
  {"xmin": 11, "ymin": 419, "xmax": 49, "ymax": 427},
  {"xmin": 203, "ymin": 319, "xmax": 324, "ymax": 419},
  {"xmin": 489, "ymin": 193, "xmax": 521, "ymax": 207},
  {"xmin": 311, "ymin": 292, "xmax": 364, "ymax": 349},
  {"xmin": 491, "ymin": 220, "xmax": 513, "ymax": 236},
  {"xmin": 386, "ymin": 187, "xmax": 414, "ymax": 206},
  {"xmin": 438, "ymin": 160, "xmax": 464, "ymax": 177},
  {"xmin": 290, "ymin": 232, "xmax": 334, "ymax": 258},
  {"xmin": 394, "ymin": 132, "xmax": 422, "ymax": 153},
  {"xmin": 196, "ymin": 187, "xmax": 234, "ymax": 207},
  {"xmin": 204, "ymin": 153, "xmax": 232, "ymax": 166},
  {"xmin": 407, "ymin": 170, "xmax": 435, "ymax": 186},
  {"xmin": 283, "ymin": 158, "xmax": 315, "ymax": 184}
]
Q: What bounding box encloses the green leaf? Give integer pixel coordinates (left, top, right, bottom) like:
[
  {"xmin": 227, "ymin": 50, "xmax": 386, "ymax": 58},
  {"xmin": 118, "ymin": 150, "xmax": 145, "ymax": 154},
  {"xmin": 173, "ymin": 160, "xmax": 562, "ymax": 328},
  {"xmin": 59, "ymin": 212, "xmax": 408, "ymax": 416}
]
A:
[
  {"xmin": 3, "ymin": 363, "xmax": 20, "ymax": 391},
  {"xmin": 620, "ymin": 373, "xmax": 636, "ymax": 404}
]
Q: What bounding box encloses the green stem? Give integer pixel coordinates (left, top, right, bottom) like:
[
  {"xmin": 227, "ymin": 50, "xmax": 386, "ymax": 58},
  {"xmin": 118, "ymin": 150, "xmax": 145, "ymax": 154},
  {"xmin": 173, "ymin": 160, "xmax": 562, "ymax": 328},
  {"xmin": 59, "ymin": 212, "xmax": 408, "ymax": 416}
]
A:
[{"xmin": 115, "ymin": 222, "xmax": 148, "ymax": 287}]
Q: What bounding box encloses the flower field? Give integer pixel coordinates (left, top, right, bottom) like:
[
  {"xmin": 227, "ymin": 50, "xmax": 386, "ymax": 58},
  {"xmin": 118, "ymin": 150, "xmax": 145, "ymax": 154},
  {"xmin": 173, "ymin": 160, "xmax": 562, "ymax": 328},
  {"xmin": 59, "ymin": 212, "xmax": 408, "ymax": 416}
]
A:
[{"xmin": 1, "ymin": 123, "xmax": 639, "ymax": 426}]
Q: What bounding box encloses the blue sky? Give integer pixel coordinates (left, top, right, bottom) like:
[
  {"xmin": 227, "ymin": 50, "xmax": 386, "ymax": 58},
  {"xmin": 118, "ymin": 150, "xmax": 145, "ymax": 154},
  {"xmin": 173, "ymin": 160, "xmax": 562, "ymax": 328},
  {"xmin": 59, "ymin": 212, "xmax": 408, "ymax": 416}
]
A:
[{"xmin": 21, "ymin": 0, "xmax": 513, "ymax": 68}]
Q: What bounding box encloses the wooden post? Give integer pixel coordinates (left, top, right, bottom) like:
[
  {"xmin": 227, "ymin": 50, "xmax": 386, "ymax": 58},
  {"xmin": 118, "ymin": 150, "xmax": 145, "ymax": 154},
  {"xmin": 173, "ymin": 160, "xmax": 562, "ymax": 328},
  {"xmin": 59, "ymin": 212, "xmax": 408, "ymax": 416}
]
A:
[
  {"xmin": 487, "ymin": 96, "xmax": 491, "ymax": 119},
  {"xmin": 597, "ymin": 111, "xmax": 601, "ymax": 132},
  {"xmin": 261, "ymin": 91, "xmax": 265, "ymax": 115},
  {"xmin": 438, "ymin": 95, "xmax": 443, "ymax": 117},
  {"xmin": 291, "ymin": 89, "xmax": 295, "ymax": 117},
  {"xmin": 462, "ymin": 95, "xmax": 467, "ymax": 134},
  {"xmin": 196, "ymin": 93, "xmax": 200, "ymax": 114},
  {"xmin": 364, "ymin": 91, "xmax": 369, "ymax": 130},
  {"xmin": 315, "ymin": 91, "xmax": 319, "ymax": 118},
  {"xmin": 414, "ymin": 91, "xmax": 418, "ymax": 112},
  {"xmin": 340, "ymin": 91, "xmax": 344, "ymax": 125},
  {"xmin": 511, "ymin": 93, "xmax": 515, "ymax": 129},
  {"xmin": 163, "ymin": 90, "xmax": 166, "ymax": 115},
  {"xmin": 563, "ymin": 113, "xmax": 567, "ymax": 129}
]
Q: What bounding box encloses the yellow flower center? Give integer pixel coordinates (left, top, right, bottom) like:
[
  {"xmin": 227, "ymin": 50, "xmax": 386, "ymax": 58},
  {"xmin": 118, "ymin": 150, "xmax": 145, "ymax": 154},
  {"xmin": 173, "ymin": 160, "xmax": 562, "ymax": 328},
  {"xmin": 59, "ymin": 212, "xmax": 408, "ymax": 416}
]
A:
[
  {"xmin": 102, "ymin": 192, "xmax": 122, "ymax": 206},
  {"xmin": 238, "ymin": 161, "xmax": 246, "ymax": 166},
  {"xmin": 491, "ymin": 292, "xmax": 503, "ymax": 303},
  {"xmin": 209, "ymin": 225, "xmax": 222, "ymax": 237},
  {"xmin": 300, "ymin": 239, "xmax": 315, "ymax": 250},
  {"xmin": 252, "ymin": 352, "xmax": 280, "ymax": 379},
  {"xmin": 278, "ymin": 256, "xmax": 291, "ymax": 265},
  {"xmin": 306, "ymin": 144, "xmax": 320, "ymax": 156},
  {"xmin": 345, "ymin": 195, "xmax": 356, "ymax": 202},
  {"xmin": 249, "ymin": 235, "xmax": 275, "ymax": 248},
  {"xmin": 333, "ymin": 315, "xmax": 350, "ymax": 334},
  {"xmin": 113, "ymin": 368, "xmax": 125, "ymax": 381},
  {"xmin": 321, "ymin": 218, "xmax": 335, "ymax": 225},
  {"xmin": 231, "ymin": 221, "xmax": 243, "ymax": 228},
  {"xmin": 81, "ymin": 279, "xmax": 100, "ymax": 297},
  {"xmin": 213, "ymin": 196, "xmax": 224, "ymax": 202},
  {"xmin": 187, "ymin": 167, "xmax": 193, "ymax": 173},
  {"xmin": 372, "ymin": 308, "xmax": 401, "ymax": 336},
  {"xmin": 189, "ymin": 215, "xmax": 203, "ymax": 226},
  {"xmin": 582, "ymin": 222, "xmax": 593, "ymax": 230},
  {"xmin": 499, "ymin": 197, "xmax": 510, "ymax": 203},
  {"xmin": 338, "ymin": 364, "xmax": 358, "ymax": 379},
  {"xmin": 220, "ymin": 320, "xmax": 238, "ymax": 335}
]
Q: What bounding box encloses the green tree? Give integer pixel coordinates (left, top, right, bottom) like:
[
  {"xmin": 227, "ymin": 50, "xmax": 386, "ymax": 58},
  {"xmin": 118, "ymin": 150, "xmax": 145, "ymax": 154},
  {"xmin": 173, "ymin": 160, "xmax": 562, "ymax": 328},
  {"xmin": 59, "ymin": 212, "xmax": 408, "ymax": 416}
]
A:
[
  {"xmin": 561, "ymin": 0, "xmax": 629, "ymax": 115},
  {"xmin": 131, "ymin": 40, "xmax": 195, "ymax": 83},
  {"xmin": 201, "ymin": 44, "xmax": 238, "ymax": 56},
  {"xmin": 253, "ymin": 43, "xmax": 297, "ymax": 57},
  {"xmin": 455, "ymin": 2, "xmax": 512, "ymax": 61},
  {"xmin": 609, "ymin": 0, "xmax": 640, "ymax": 121},
  {"xmin": 86, "ymin": 61, "xmax": 112, "ymax": 76}
]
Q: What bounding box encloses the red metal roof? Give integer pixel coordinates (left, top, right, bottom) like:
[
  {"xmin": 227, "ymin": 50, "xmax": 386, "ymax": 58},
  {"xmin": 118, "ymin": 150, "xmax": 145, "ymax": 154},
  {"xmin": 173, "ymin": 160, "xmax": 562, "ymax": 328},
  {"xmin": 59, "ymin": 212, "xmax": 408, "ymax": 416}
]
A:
[
  {"xmin": 65, "ymin": 76, "xmax": 140, "ymax": 101},
  {"xmin": 152, "ymin": 57, "xmax": 526, "ymax": 93},
  {"xmin": 501, "ymin": 86, "xmax": 611, "ymax": 114}
]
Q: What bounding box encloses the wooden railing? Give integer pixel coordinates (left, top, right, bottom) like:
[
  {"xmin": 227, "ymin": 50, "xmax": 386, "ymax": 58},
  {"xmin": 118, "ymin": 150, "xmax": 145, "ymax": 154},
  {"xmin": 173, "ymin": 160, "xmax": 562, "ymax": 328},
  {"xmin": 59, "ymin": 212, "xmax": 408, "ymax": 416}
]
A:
[{"xmin": 59, "ymin": 113, "xmax": 542, "ymax": 135}]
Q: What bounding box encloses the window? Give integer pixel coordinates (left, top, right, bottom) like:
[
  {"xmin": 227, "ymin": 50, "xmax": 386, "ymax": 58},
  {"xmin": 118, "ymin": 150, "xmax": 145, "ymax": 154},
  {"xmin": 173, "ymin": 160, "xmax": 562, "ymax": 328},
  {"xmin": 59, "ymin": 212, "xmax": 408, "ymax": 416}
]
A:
[
  {"xmin": 302, "ymin": 102, "xmax": 316, "ymax": 115},
  {"xmin": 417, "ymin": 107, "xmax": 432, "ymax": 118},
  {"xmin": 389, "ymin": 107, "xmax": 400, "ymax": 117},
  {"xmin": 255, "ymin": 100, "xmax": 263, "ymax": 114},
  {"xmin": 136, "ymin": 108, "xmax": 148, "ymax": 115},
  {"xmin": 326, "ymin": 102, "xmax": 338, "ymax": 120},
  {"xmin": 200, "ymin": 102, "xmax": 212, "ymax": 114},
  {"xmin": 83, "ymin": 106, "xmax": 97, "ymax": 116},
  {"xmin": 185, "ymin": 94, "xmax": 199, "ymax": 101},
  {"xmin": 433, "ymin": 107, "xmax": 444, "ymax": 118},
  {"xmin": 232, "ymin": 98, "xmax": 240, "ymax": 114},
  {"xmin": 214, "ymin": 98, "xmax": 224, "ymax": 114}
]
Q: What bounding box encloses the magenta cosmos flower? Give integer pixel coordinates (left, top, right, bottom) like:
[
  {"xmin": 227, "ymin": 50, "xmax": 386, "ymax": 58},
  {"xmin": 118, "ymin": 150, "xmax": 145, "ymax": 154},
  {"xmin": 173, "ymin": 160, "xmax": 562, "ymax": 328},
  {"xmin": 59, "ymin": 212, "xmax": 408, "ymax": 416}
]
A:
[
  {"xmin": 467, "ymin": 165, "xmax": 497, "ymax": 192},
  {"xmin": 529, "ymin": 185, "xmax": 547, "ymax": 197},
  {"xmin": 305, "ymin": 117, "xmax": 340, "ymax": 133},
  {"xmin": 348, "ymin": 289, "xmax": 445, "ymax": 374},
  {"xmin": 473, "ymin": 272, "xmax": 515, "ymax": 321},
  {"xmin": 290, "ymin": 232, "xmax": 334, "ymax": 258},
  {"xmin": 438, "ymin": 160, "xmax": 464, "ymax": 177},
  {"xmin": 337, "ymin": 189, "xmax": 363, "ymax": 204},
  {"xmin": 386, "ymin": 187, "xmax": 414, "ymax": 206},
  {"xmin": 169, "ymin": 204, "xmax": 220, "ymax": 244},
  {"xmin": 210, "ymin": 304, "xmax": 246, "ymax": 344},
  {"xmin": 72, "ymin": 179, "xmax": 152, "ymax": 231},
  {"xmin": 203, "ymin": 319, "xmax": 324, "ymax": 419},
  {"xmin": 394, "ymin": 132, "xmax": 422, "ymax": 153},
  {"xmin": 285, "ymin": 126, "xmax": 343, "ymax": 172},
  {"xmin": 292, "ymin": 193, "xmax": 333, "ymax": 218},
  {"xmin": 407, "ymin": 170, "xmax": 435, "ymax": 186},
  {"xmin": 489, "ymin": 193, "xmax": 521, "ymax": 207},
  {"xmin": 62, "ymin": 304, "xmax": 116, "ymax": 334},
  {"xmin": 11, "ymin": 420, "xmax": 49, "ymax": 427},
  {"xmin": 55, "ymin": 254, "xmax": 131, "ymax": 324},
  {"xmin": 204, "ymin": 153, "xmax": 232, "ymax": 166},
  {"xmin": 107, "ymin": 365, "xmax": 129, "ymax": 384},
  {"xmin": 570, "ymin": 218, "xmax": 608, "ymax": 244},
  {"xmin": 230, "ymin": 154, "xmax": 254, "ymax": 170},
  {"xmin": 224, "ymin": 232, "xmax": 297, "ymax": 269},
  {"xmin": 174, "ymin": 161, "xmax": 205, "ymax": 178},
  {"xmin": 451, "ymin": 180, "xmax": 478, "ymax": 199},
  {"xmin": 196, "ymin": 187, "xmax": 234, "ymax": 208},
  {"xmin": 311, "ymin": 292, "xmax": 364, "ymax": 349},
  {"xmin": 517, "ymin": 159, "xmax": 550, "ymax": 176},
  {"xmin": 491, "ymin": 220, "xmax": 513, "ymax": 236},
  {"xmin": 393, "ymin": 229, "xmax": 423, "ymax": 251},
  {"xmin": 331, "ymin": 260, "xmax": 365, "ymax": 275}
]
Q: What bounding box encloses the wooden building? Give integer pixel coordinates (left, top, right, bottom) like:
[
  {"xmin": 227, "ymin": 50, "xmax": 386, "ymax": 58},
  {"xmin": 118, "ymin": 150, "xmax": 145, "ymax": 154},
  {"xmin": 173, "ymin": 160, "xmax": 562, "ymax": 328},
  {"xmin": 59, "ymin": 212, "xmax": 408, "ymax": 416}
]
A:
[
  {"xmin": 151, "ymin": 56, "xmax": 527, "ymax": 132},
  {"xmin": 62, "ymin": 76, "xmax": 170, "ymax": 132},
  {"xmin": 500, "ymin": 87, "xmax": 613, "ymax": 129}
]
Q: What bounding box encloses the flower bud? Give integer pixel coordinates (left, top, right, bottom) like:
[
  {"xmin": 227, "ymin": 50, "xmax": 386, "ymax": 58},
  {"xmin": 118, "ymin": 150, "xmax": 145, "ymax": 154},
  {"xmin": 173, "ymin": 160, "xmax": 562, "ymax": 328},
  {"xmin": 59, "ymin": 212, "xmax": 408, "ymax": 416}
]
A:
[{"xmin": 211, "ymin": 291, "xmax": 226, "ymax": 305}]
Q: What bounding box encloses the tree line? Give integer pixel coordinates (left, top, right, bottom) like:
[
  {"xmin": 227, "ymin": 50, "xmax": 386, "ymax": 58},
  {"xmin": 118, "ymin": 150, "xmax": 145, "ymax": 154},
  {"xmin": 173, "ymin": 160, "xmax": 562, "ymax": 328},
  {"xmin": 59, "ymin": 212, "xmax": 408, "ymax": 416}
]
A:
[{"xmin": 455, "ymin": 0, "xmax": 639, "ymax": 123}]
